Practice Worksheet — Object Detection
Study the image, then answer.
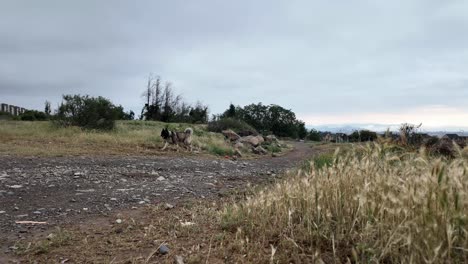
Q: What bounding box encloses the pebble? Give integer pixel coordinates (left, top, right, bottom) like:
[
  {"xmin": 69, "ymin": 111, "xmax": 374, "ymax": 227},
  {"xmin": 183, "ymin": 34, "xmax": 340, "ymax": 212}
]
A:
[
  {"xmin": 164, "ymin": 203, "xmax": 174, "ymax": 210},
  {"xmin": 158, "ymin": 245, "xmax": 169, "ymax": 254},
  {"xmin": 116, "ymin": 219, "xmax": 122, "ymax": 224},
  {"xmin": 175, "ymin": 255, "xmax": 184, "ymax": 264},
  {"xmin": 157, "ymin": 176, "xmax": 165, "ymax": 181},
  {"xmin": 0, "ymin": 211, "xmax": 6, "ymax": 214}
]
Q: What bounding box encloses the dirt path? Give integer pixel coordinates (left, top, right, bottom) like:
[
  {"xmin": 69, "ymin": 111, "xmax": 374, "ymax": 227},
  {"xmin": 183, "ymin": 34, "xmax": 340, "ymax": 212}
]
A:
[{"xmin": 0, "ymin": 142, "xmax": 322, "ymax": 255}]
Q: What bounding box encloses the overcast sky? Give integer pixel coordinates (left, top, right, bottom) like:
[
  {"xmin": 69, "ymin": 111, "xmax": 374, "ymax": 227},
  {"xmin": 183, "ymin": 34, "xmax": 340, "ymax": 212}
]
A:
[{"xmin": 1, "ymin": 0, "xmax": 467, "ymax": 129}]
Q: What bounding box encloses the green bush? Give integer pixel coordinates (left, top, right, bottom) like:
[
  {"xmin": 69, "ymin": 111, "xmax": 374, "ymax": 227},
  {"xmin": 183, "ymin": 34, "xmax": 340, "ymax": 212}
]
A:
[
  {"xmin": 20, "ymin": 110, "xmax": 48, "ymax": 121},
  {"xmin": 207, "ymin": 118, "xmax": 256, "ymax": 134},
  {"xmin": 56, "ymin": 95, "xmax": 120, "ymax": 130},
  {"xmin": 307, "ymin": 128, "xmax": 321, "ymax": 141}
]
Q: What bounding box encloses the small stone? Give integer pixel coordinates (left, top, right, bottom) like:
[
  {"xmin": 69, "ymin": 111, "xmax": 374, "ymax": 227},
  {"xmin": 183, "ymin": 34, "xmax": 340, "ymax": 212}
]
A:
[
  {"xmin": 110, "ymin": 198, "xmax": 117, "ymax": 201},
  {"xmin": 164, "ymin": 203, "xmax": 174, "ymax": 210},
  {"xmin": 116, "ymin": 219, "xmax": 122, "ymax": 224},
  {"xmin": 33, "ymin": 211, "xmax": 41, "ymax": 214},
  {"xmin": 16, "ymin": 214, "xmax": 28, "ymax": 218},
  {"xmin": 158, "ymin": 245, "xmax": 169, "ymax": 254},
  {"xmin": 157, "ymin": 176, "xmax": 165, "ymax": 181},
  {"xmin": 0, "ymin": 211, "xmax": 6, "ymax": 214},
  {"xmin": 83, "ymin": 208, "xmax": 89, "ymax": 211},
  {"xmin": 9, "ymin": 185, "xmax": 22, "ymax": 189},
  {"xmin": 175, "ymin": 255, "xmax": 184, "ymax": 264},
  {"xmin": 138, "ymin": 201, "xmax": 145, "ymax": 205}
]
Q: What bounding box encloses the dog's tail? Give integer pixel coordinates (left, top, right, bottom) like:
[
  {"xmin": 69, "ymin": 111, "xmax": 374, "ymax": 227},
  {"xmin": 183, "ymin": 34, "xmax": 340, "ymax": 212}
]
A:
[{"xmin": 185, "ymin": 127, "xmax": 193, "ymax": 135}]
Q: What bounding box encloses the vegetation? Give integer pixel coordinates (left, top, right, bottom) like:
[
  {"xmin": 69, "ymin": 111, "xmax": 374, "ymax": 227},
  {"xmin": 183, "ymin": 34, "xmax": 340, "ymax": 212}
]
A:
[
  {"xmin": 349, "ymin": 129, "xmax": 378, "ymax": 142},
  {"xmin": 307, "ymin": 128, "xmax": 321, "ymax": 141},
  {"xmin": 19, "ymin": 110, "xmax": 48, "ymax": 121},
  {"xmin": 0, "ymin": 120, "xmax": 232, "ymax": 156},
  {"xmin": 207, "ymin": 117, "xmax": 257, "ymax": 134},
  {"xmin": 141, "ymin": 74, "xmax": 209, "ymax": 123},
  {"xmin": 218, "ymin": 103, "xmax": 307, "ymax": 139},
  {"xmin": 56, "ymin": 94, "xmax": 121, "ymax": 130},
  {"xmin": 220, "ymin": 144, "xmax": 468, "ymax": 263}
]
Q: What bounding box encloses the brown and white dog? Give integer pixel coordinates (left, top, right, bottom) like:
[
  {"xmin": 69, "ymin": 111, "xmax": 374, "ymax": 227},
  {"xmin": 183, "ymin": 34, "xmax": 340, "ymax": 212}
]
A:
[{"xmin": 160, "ymin": 127, "xmax": 193, "ymax": 151}]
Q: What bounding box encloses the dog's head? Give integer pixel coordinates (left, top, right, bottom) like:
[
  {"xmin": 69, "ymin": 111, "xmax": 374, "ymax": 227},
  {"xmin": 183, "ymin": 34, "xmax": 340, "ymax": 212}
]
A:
[{"xmin": 160, "ymin": 128, "xmax": 171, "ymax": 139}]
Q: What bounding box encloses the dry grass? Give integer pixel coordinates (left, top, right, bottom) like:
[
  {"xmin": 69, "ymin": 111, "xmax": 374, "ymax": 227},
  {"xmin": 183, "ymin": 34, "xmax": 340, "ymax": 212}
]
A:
[
  {"xmin": 220, "ymin": 143, "xmax": 468, "ymax": 263},
  {"xmin": 0, "ymin": 120, "xmax": 233, "ymax": 156}
]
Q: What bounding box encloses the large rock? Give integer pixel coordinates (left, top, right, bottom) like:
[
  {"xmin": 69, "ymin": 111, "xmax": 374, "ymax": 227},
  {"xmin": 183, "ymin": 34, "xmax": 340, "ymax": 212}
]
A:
[
  {"xmin": 240, "ymin": 135, "xmax": 264, "ymax": 147},
  {"xmin": 264, "ymin": 135, "xmax": 278, "ymax": 144},
  {"xmin": 222, "ymin": 130, "xmax": 240, "ymax": 141},
  {"xmin": 252, "ymin": 146, "xmax": 268, "ymax": 155}
]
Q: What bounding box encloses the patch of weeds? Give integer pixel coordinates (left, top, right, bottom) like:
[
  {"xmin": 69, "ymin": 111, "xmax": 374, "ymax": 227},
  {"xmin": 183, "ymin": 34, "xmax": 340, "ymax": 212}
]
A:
[
  {"xmin": 209, "ymin": 145, "xmax": 233, "ymax": 156},
  {"xmin": 15, "ymin": 227, "xmax": 72, "ymax": 255},
  {"xmin": 264, "ymin": 144, "xmax": 282, "ymax": 153},
  {"xmin": 313, "ymin": 153, "xmax": 334, "ymax": 169}
]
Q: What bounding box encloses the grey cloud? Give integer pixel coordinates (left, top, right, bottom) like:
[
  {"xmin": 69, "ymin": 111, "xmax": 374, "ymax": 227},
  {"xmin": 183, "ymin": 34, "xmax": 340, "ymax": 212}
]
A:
[{"xmin": 0, "ymin": 0, "xmax": 467, "ymax": 124}]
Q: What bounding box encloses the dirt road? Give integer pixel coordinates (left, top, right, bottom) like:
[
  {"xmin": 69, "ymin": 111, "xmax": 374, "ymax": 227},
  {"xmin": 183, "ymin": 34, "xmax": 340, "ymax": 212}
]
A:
[{"xmin": 0, "ymin": 142, "xmax": 322, "ymax": 254}]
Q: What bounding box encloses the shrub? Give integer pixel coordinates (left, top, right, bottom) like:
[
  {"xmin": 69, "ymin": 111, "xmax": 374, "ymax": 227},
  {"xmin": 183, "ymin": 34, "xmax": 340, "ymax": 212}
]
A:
[
  {"xmin": 56, "ymin": 95, "xmax": 120, "ymax": 130},
  {"xmin": 20, "ymin": 110, "xmax": 48, "ymax": 121},
  {"xmin": 307, "ymin": 128, "xmax": 321, "ymax": 141},
  {"xmin": 207, "ymin": 118, "xmax": 256, "ymax": 134}
]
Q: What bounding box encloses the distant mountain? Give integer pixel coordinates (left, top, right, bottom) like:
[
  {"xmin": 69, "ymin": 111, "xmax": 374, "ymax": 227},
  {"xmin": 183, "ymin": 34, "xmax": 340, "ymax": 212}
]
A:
[{"xmin": 306, "ymin": 123, "xmax": 468, "ymax": 136}]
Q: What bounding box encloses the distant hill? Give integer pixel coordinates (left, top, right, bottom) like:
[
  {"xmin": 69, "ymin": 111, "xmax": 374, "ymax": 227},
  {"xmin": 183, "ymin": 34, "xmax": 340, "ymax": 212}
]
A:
[{"xmin": 306, "ymin": 123, "xmax": 468, "ymax": 136}]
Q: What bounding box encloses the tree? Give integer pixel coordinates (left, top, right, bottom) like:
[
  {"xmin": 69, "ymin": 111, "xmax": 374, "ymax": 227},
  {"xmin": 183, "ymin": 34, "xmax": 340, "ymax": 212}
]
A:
[
  {"xmin": 223, "ymin": 103, "xmax": 237, "ymax": 118},
  {"xmin": 219, "ymin": 103, "xmax": 306, "ymax": 138},
  {"xmin": 56, "ymin": 95, "xmax": 120, "ymax": 130},
  {"xmin": 141, "ymin": 74, "xmax": 209, "ymax": 124},
  {"xmin": 44, "ymin": 100, "xmax": 51, "ymax": 116},
  {"xmin": 308, "ymin": 128, "xmax": 321, "ymax": 141}
]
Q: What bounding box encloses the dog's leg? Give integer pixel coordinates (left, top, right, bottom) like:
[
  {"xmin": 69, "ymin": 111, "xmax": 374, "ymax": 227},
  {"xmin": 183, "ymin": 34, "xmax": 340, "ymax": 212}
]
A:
[{"xmin": 161, "ymin": 141, "xmax": 168, "ymax": 151}]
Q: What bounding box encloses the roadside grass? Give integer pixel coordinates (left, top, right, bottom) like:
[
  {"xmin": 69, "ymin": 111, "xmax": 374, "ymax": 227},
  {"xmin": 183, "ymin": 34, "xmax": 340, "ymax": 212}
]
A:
[
  {"xmin": 0, "ymin": 120, "xmax": 233, "ymax": 156},
  {"xmin": 219, "ymin": 143, "xmax": 468, "ymax": 263}
]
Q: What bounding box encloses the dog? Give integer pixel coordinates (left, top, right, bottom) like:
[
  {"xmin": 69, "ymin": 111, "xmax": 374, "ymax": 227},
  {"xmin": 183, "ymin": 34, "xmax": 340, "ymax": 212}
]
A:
[{"xmin": 160, "ymin": 127, "xmax": 193, "ymax": 151}]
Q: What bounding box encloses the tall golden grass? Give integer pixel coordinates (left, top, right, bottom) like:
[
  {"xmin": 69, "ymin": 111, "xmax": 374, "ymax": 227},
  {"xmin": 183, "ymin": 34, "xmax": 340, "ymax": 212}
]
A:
[{"xmin": 221, "ymin": 143, "xmax": 468, "ymax": 263}]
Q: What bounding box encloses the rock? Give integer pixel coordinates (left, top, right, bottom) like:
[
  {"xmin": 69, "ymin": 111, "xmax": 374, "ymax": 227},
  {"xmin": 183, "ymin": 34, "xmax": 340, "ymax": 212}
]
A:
[
  {"xmin": 116, "ymin": 219, "xmax": 122, "ymax": 224},
  {"xmin": 164, "ymin": 203, "xmax": 174, "ymax": 210},
  {"xmin": 234, "ymin": 149, "xmax": 242, "ymax": 157},
  {"xmin": 252, "ymin": 146, "xmax": 268, "ymax": 155},
  {"xmin": 222, "ymin": 130, "xmax": 240, "ymax": 141},
  {"xmin": 157, "ymin": 176, "xmax": 165, "ymax": 181},
  {"xmin": 158, "ymin": 245, "xmax": 169, "ymax": 254},
  {"xmin": 234, "ymin": 142, "xmax": 244, "ymax": 149},
  {"xmin": 272, "ymin": 153, "xmax": 279, "ymax": 157},
  {"xmin": 138, "ymin": 201, "xmax": 145, "ymax": 205},
  {"xmin": 240, "ymin": 135, "xmax": 264, "ymax": 147},
  {"xmin": 175, "ymin": 255, "xmax": 184, "ymax": 264},
  {"xmin": 110, "ymin": 198, "xmax": 117, "ymax": 201},
  {"xmin": 8, "ymin": 185, "xmax": 23, "ymax": 189},
  {"xmin": 265, "ymin": 135, "xmax": 279, "ymax": 143},
  {"xmin": 0, "ymin": 211, "xmax": 5, "ymax": 214}
]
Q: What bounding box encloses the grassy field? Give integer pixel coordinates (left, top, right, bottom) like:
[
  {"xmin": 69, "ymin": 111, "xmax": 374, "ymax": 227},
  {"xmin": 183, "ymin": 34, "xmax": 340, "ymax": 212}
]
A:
[{"xmin": 0, "ymin": 120, "xmax": 235, "ymax": 156}]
